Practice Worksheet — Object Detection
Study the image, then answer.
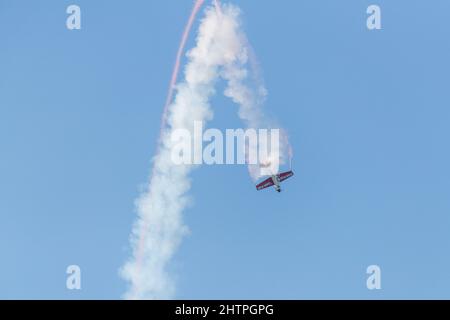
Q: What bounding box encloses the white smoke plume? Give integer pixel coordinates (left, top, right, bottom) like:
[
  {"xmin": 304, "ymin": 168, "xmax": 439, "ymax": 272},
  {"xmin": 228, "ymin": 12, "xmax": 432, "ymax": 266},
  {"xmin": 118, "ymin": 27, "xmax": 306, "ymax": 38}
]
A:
[
  {"xmin": 221, "ymin": 32, "xmax": 291, "ymax": 180},
  {"xmin": 121, "ymin": 2, "xmax": 291, "ymax": 299},
  {"xmin": 212, "ymin": 0, "xmax": 291, "ymax": 180}
]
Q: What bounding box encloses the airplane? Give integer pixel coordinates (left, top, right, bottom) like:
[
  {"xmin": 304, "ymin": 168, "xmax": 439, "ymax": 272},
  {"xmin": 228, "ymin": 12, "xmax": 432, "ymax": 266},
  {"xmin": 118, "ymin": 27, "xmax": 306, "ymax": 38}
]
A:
[{"xmin": 256, "ymin": 170, "xmax": 294, "ymax": 193}]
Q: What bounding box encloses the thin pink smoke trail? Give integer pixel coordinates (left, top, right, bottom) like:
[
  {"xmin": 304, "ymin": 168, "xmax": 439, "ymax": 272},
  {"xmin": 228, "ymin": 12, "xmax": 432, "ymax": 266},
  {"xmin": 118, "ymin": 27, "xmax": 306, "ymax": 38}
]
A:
[
  {"xmin": 134, "ymin": 0, "xmax": 206, "ymax": 279},
  {"xmin": 161, "ymin": 0, "xmax": 206, "ymax": 132}
]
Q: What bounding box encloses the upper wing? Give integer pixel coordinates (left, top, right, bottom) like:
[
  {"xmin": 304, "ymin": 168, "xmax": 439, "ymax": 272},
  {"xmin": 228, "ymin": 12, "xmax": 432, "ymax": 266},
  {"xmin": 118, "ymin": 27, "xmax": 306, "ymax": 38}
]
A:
[
  {"xmin": 256, "ymin": 177, "xmax": 274, "ymax": 190},
  {"xmin": 277, "ymin": 170, "xmax": 294, "ymax": 182}
]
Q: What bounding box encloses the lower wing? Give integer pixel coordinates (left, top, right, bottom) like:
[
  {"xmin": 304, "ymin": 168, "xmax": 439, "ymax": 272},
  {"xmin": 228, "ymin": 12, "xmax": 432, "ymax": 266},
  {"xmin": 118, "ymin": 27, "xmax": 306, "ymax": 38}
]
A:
[{"xmin": 256, "ymin": 177, "xmax": 274, "ymax": 190}]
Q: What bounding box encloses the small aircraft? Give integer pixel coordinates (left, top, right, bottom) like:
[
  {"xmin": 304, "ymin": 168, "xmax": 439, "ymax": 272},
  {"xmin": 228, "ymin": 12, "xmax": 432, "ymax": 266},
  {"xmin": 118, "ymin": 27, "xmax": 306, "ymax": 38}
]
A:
[{"xmin": 256, "ymin": 170, "xmax": 294, "ymax": 193}]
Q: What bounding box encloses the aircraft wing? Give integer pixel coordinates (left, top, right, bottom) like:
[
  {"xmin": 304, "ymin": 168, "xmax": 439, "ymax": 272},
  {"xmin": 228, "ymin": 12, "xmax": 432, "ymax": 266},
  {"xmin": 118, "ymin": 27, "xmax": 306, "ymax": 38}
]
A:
[
  {"xmin": 256, "ymin": 177, "xmax": 274, "ymax": 190},
  {"xmin": 277, "ymin": 170, "xmax": 294, "ymax": 182}
]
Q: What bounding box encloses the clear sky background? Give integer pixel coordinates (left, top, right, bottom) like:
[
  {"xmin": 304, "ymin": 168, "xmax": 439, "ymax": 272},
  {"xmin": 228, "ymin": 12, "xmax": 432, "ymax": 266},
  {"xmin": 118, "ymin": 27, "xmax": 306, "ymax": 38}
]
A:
[{"xmin": 1, "ymin": 0, "xmax": 449, "ymax": 299}]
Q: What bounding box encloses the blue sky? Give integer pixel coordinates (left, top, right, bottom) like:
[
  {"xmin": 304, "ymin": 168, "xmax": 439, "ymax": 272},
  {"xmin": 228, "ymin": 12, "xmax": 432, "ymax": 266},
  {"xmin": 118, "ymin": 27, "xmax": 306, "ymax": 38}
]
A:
[{"xmin": 1, "ymin": 0, "xmax": 450, "ymax": 299}]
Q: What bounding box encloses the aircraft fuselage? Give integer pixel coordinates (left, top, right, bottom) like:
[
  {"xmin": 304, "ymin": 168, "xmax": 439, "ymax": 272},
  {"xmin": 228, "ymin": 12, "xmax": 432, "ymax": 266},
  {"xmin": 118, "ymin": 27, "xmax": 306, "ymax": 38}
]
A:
[{"xmin": 272, "ymin": 175, "xmax": 281, "ymax": 192}]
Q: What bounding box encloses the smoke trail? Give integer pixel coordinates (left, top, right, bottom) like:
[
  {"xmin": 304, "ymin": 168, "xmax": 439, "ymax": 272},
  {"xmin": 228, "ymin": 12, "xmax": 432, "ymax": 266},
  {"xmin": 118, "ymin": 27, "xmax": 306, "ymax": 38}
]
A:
[
  {"xmin": 214, "ymin": 0, "xmax": 222, "ymax": 16},
  {"xmin": 121, "ymin": 0, "xmax": 293, "ymax": 299},
  {"xmin": 221, "ymin": 36, "xmax": 292, "ymax": 181},
  {"xmin": 132, "ymin": 0, "xmax": 207, "ymax": 290},
  {"xmin": 121, "ymin": 3, "xmax": 274, "ymax": 299},
  {"xmin": 161, "ymin": 0, "xmax": 206, "ymax": 133}
]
